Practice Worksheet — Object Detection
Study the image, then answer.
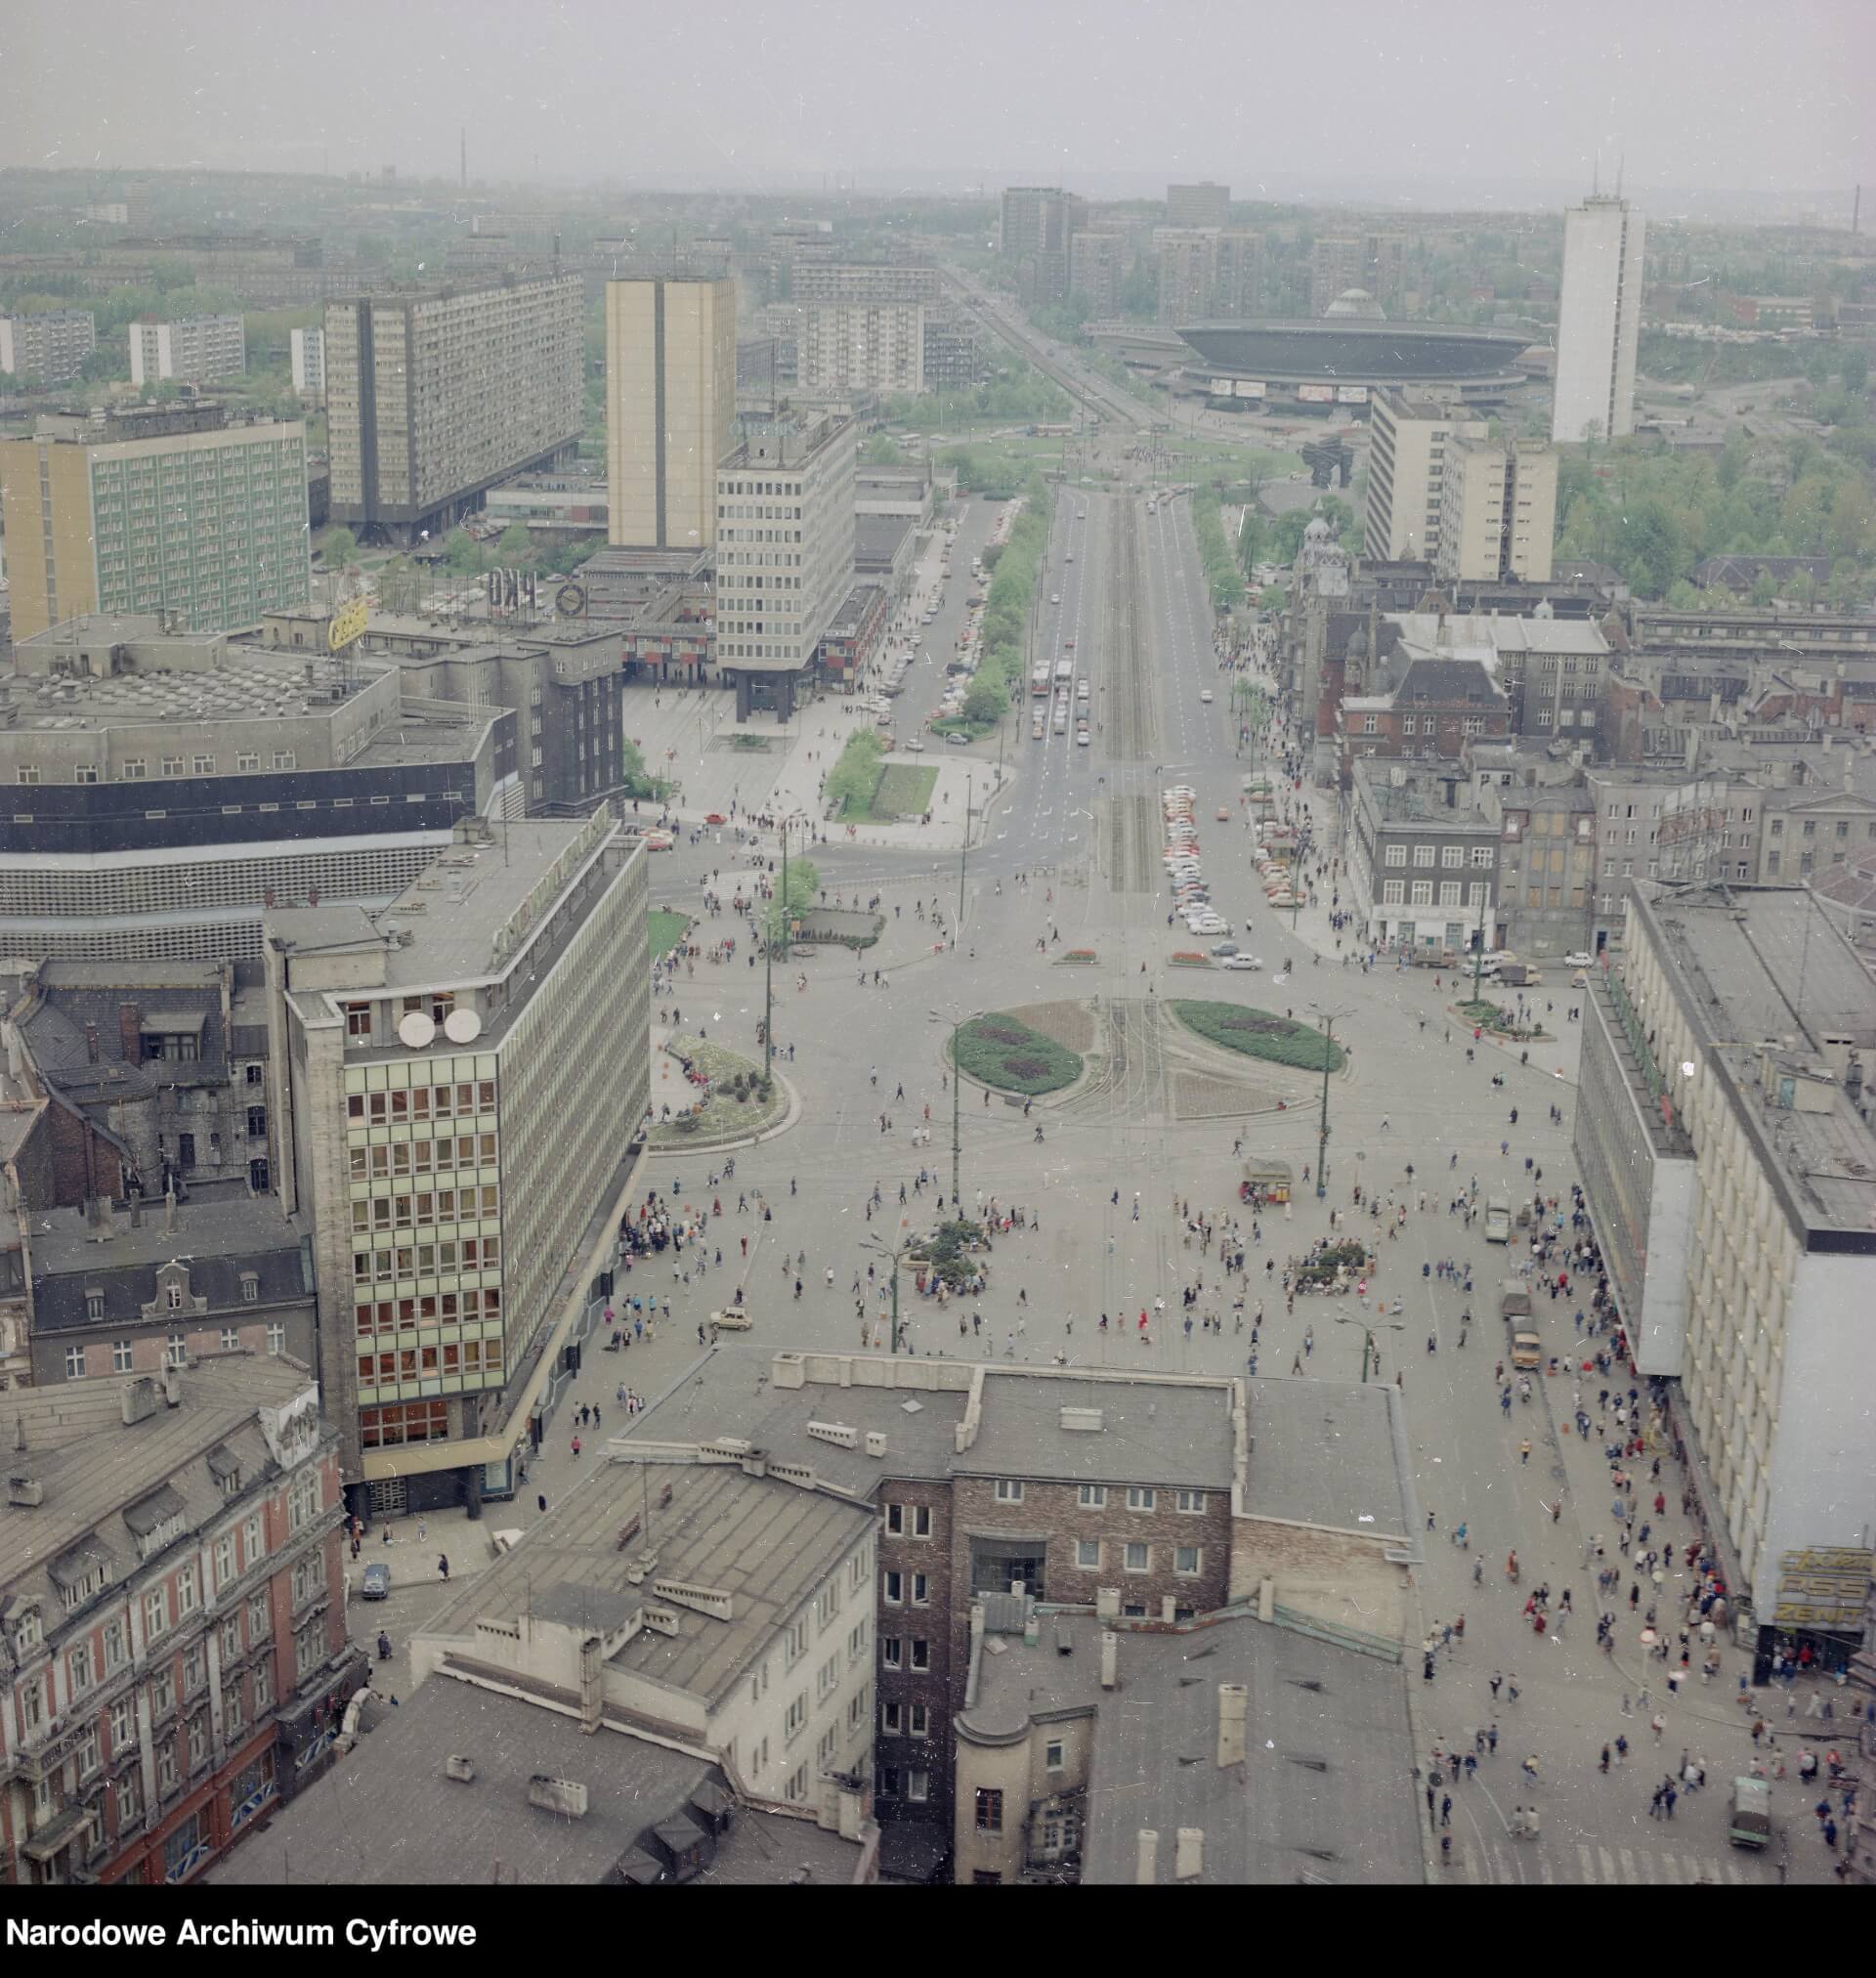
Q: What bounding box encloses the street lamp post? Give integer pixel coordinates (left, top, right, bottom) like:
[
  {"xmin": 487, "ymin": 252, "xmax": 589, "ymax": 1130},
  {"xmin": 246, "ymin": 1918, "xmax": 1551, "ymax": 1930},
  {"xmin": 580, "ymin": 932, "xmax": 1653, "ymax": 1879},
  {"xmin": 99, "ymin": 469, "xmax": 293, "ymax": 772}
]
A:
[
  {"xmin": 1334, "ymin": 1312, "xmax": 1404, "ymax": 1382},
  {"xmin": 863, "ymin": 1232, "xmax": 912, "ymax": 1356},
  {"xmin": 958, "ymin": 772, "xmax": 972, "ymax": 932},
  {"xmin": 1309, "ymin": 1003, "xmax": 1352, "ymax": 1201}
]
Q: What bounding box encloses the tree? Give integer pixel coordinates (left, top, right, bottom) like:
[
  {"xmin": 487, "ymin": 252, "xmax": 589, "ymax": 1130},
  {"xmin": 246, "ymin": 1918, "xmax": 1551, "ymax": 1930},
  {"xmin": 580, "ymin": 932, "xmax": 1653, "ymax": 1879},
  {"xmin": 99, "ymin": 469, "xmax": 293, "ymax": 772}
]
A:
[
  {"xmin": 444, "ymin": 529, "xmax": 485, "ymax": 576},
  {"xmin": 861, "ymin": 434, "xmax": 905, "ymax": 466},
  {"xmin": 1749, "ymin": 569, "xmax": 1778, "ymax": 607},
  {"xmin": 1842, "ymin": 346, "xmax": 1870, "ymax": 395},
  {"xmin": 496, "ymin": 523, "xmax": 534, "ymax": 561},
  {"xmin": 323, "ymin": 528, "xmax": 358, "ymax": 569}
]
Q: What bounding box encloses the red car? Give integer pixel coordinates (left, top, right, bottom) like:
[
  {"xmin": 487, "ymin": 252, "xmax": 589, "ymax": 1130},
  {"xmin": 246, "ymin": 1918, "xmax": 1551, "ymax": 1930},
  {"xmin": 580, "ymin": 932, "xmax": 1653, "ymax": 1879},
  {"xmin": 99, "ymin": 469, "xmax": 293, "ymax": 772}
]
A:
[{"xmin": 704, "ymin": 811, "xmax": 727, "ymax": 825}]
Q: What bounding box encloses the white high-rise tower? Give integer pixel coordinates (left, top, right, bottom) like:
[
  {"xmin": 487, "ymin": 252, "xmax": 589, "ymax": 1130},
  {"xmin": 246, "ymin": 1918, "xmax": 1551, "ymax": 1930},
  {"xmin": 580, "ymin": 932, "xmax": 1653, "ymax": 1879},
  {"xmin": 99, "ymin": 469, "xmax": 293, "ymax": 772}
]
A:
[{"xmin": 1551, "ymin": 194, "xmax": 1644, "ymax": 444}]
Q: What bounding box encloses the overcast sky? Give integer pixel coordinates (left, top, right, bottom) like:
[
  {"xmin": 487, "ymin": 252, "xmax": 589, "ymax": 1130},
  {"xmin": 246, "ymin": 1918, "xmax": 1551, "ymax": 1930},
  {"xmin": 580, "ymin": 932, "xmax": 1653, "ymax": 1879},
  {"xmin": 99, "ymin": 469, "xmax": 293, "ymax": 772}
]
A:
[{"xmin": 7, "ymin": 0, "xmax": 1871, "ymax": 203}]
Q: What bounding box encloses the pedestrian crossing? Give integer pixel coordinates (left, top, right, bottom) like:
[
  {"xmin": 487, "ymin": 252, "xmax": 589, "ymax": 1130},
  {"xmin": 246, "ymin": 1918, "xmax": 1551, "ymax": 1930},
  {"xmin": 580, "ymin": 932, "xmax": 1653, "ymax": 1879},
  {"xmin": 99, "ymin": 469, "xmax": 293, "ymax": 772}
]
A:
[{"xmin": 1455, "ymin": 1839, "xmax": 1764, "ymax": 1885}]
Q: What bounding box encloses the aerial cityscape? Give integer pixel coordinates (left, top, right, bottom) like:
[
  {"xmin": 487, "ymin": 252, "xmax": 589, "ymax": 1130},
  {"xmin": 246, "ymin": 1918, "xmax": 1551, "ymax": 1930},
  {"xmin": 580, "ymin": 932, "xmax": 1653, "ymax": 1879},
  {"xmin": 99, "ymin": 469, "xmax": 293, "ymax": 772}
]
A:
[{"xmin": 2, "ymin": 0, "xmax": 1874, "ymax": 1914}]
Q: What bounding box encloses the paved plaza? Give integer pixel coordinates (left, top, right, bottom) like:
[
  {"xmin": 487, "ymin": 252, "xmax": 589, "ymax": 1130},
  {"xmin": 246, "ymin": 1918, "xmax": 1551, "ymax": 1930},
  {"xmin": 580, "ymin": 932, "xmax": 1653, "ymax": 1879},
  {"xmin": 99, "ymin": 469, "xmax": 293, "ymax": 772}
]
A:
[{"xmin": 365, "ymin": 470, "xmax": 1844, "ymax": 1886}]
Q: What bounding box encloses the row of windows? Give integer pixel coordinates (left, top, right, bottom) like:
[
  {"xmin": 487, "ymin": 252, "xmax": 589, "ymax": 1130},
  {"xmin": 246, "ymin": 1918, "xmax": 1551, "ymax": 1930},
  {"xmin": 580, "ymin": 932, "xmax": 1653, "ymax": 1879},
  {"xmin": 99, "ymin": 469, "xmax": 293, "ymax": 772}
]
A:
[
  {"xmin": 65, "ymin": 1325, "xmax": 286, "ymax": 1379},
  {"xmin": 988, "ymin": 1483, "xmax": 1206, "ymax": 1512},
  {"xmin": 1383, "ymin": 843, "xmax": 1493, "ymax": 869},
  {"xmin": 1380, "ymin": 881, "xmax": 1490, "ymax": 909},
  {"xmin": 0, "ymin": 841, "xmax": 442, "ymax": 921}
]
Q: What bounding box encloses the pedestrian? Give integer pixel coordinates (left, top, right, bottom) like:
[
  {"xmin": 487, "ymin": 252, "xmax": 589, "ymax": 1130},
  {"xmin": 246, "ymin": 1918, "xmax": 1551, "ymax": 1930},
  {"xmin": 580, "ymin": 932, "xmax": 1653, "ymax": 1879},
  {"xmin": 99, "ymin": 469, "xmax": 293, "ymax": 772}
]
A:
[
  {"xmin": 1489, "ymin": 1670, "xmax": 1503, "ymax": 1700},
  {"xmin": 437, "ymin": 1553, "xmax": 449, "ymax": 1583},
  {"xmin": 537, "ymin": 1493, "xmax": 547, "ymax": 1515}
]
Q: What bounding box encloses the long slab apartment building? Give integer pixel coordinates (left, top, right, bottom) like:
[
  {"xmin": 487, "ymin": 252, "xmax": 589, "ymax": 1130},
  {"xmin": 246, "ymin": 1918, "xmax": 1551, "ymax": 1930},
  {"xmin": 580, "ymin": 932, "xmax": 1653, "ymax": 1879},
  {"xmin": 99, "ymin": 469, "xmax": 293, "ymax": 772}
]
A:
[
  {"xmin": 0, "ymin": 402, "xmax": 310, "ymax": 643},
  {"xmin": 324, "ymin": 274, "xmax": 582, "ymax": 546}
]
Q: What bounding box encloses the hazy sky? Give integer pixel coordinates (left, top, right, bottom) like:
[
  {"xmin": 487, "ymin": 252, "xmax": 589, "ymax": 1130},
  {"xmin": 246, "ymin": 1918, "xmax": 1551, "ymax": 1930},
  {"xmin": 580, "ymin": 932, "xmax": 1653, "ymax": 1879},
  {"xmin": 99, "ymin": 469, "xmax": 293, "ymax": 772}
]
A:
[{"xmin": 7, "ymin": 0, "xmax": 1872, "ymax": 199}]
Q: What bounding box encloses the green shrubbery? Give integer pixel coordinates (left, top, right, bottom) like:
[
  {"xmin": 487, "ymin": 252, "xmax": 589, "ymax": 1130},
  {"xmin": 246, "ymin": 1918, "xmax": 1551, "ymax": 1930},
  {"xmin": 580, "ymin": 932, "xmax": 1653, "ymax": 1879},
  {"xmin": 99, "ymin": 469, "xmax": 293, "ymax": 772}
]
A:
[
  {"xmin": 1191, "ymin": 485, "xmax": 1246, "ymax": 613},
  {"xmin": 1170, "ymin": 1002, "xmax": 1345, "ymax": 1072},
  {"xmin": 952, "ymin": 1013, "xmax": 1082, "ymax": 1095},
  {"xmin": 829, "ymin": 730, "xmax": 887, "ymax": 816}
]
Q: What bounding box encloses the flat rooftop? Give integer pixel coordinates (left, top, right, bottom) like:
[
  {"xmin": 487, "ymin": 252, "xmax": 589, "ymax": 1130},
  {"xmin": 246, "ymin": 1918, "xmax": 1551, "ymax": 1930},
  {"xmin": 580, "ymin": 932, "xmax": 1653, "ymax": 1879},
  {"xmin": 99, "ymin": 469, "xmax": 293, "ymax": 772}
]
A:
[
  {"xmin": 270, "ymin": 816, "xmax": 616, "ymax": 1009},
  {"xmin": 1637, "ymin": 884, "xmax": 1876, "ymax": 1234},
  {"xmin": 1241, "ymin": 1376, "xmax": 1414, "ymax": 1541},
  {"xmin": 209, "ymin": 1677, "xmax": 866, "ymax": 1886},
  {"xmin": 419, "ymin": 1459, "xmax": 874, "ymax": 1708},
  {"xmin": 1389, "ymin": 610, "xmax": 1610, "ymax": 659}
]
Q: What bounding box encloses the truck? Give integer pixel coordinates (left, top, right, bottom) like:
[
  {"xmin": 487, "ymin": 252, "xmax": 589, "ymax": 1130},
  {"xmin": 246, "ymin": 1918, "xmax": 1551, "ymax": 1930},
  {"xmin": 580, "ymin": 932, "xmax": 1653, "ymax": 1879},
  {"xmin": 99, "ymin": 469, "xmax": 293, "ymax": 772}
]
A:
[
  {"xmin": 1484, "ymin": 1195, "xmax": 1512, "ymax": 1244},
  {"xmin": 1498, "ymin": 1281, "xmax": 1532, "ymax": 1325}
]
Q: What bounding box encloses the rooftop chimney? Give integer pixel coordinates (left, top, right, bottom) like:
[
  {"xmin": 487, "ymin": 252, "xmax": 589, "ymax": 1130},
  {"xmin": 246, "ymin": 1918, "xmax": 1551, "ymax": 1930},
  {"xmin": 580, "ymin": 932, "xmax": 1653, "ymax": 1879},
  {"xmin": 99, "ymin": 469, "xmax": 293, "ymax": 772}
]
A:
[
  {"xmin": 1135, "ymin": 1829, "xmax": 1159, "ymax": 1886},
  {"xmin": 1217, "ymin": 1683, "xmax": 1249, "ymax": 1767},
  {"xmin": 163, "ymin": 1187, "xmax": 177, "ymax": 1235},
  {"xmin": 1100, "ymin": 1630, "xmax": 1120, "ymax": 1691},
  {"xmin": 85, "ymin": 1022, "xmax": 100, "ymax": 1064},
  {"xmin": 118, "ymin": 1002, "xmax": 142, "ymax": 1062},
  {"xmin": 1174, "ymin": 1828, "xmax": 1205, "ymax": 1880}
]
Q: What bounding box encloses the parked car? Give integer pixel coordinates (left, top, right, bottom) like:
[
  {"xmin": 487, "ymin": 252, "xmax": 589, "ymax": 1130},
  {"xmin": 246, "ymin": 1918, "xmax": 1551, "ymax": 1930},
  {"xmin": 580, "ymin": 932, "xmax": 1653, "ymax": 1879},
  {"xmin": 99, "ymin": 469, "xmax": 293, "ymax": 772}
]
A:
[
  {"xmin": 1220, "ymin": 954, "xmax": 1264, "ymax": 970},
  {"xmin": 1562, "ymin": 951, "xmax": 1594, "ymax": 969},
  {"xmin": 362, "ymin": 1564, "xmax": 391, "ymax": 1602},
  {"xmin": 945, "ymin": 732, "xmax": 970, "ymax": 748}
]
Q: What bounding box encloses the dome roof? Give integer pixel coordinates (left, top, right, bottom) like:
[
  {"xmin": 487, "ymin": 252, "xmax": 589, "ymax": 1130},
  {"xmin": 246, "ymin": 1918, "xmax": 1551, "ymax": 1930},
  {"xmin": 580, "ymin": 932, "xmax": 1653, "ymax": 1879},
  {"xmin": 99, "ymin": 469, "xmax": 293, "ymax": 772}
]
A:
[
  {"xmin": 1303, "ymin": 513, "xmax": 1332, "ymax": 539},
  {"xmin": 1325, "ymin": 286, "xmax": 1386, "ymax": 321}
]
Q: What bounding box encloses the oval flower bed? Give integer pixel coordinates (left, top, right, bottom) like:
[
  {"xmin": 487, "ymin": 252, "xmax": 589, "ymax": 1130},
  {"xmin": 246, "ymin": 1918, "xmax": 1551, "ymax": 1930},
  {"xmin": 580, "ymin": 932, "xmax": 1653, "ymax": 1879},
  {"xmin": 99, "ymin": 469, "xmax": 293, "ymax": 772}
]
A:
[
  {"xmin": 1169, "ymin": 950, "xmax": 1210, "ymax": 967},
  {"xmin": 1059, "ymin": 948, "xmax": 1098, "ymax": 965},
  {"xmin": 952, "ymin": 1013, "xmax": 1083, "ymax": 1095},
  {"xmin": 1170, "ymin": 1001, "xmax": 1345, "ymax": 1072}
]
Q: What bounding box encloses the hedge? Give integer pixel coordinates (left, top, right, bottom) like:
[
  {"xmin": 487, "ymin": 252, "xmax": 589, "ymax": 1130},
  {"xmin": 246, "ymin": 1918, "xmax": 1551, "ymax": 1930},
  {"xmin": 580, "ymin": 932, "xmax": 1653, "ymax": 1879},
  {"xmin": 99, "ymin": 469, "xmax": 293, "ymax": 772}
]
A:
[
  {"xmin": 952, "ymin": 1012, "xmax": 1083, "ymax": 1095},
  {"xmin": 1170, "ymin": 1001, "xmax": 1345, "ymax": 1072}
]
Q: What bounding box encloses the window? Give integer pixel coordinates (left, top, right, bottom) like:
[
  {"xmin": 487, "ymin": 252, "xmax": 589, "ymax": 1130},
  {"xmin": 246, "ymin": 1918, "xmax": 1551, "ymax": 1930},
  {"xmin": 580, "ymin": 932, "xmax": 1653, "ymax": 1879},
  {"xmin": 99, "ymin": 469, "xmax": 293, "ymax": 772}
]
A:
[
  {"xmin": 252, "ymin": 1657, "xmax": 273, "ymax": 1711},
  {"xmin": 144, "ymin": 1586, "xmax": 169, "ymax": 1641},
  {"xmin": 104, "ymin": 1618, "xmax": 126, "ymax": 1673},
  {"xmin": 69, "ymin": 1639, "xmax": 94, "ymax": 1695},
  {"xmin": 65, "ymin": 1344, "xmax": 87, "ymax": 1381},
  {"xmin": 881, "ymin": 1637, "xmax": 902, "ymax": 1670},
  {"xmin": 975, "ymin": 1788, "xmax": 1004, "ymax": 1833},
  {"xmin": 156, "ymin": 1739, "xmax": 178, "ymax": 1796},
  {"xmin": 183, "ymin": 1642, "xmax": 205, "ymax": 1697},
  {"xmin": 111, "ymin": 1339, "xmax": 133, "ymax": 1373},
  {"xmin": 884, "ymin": 1503, "xmax": 904, "ymax": 1535},
  {"xmin": 1077, "ymin": 1484, "xmax": 1107, "ymax": 1508},
  {"xmin": 784, "ymin": 1692, "xmax": 807, "ymax": 1740},
  {"xmin": 1045, "ymin": 1739, "xmax": 1064, "ymax": 1772},
  {"xmin": 1471, "ymin": 845, "xmax": 1494, "ymax": 866},
  {"xmin": 910, "ymin": 1703, "xmax": 928, "ymax": 1737},
  {"xmin": 882, "ymin": 1570, "xmax": 904, "ymax": 1606},
  {"xmin": 994, "ymin": 1479, "xmax": 1024, "ymax": 1503},
  {"xmin": 115, "ymin": 1767, "xmax": 144, "ymax": 1829},
  {"xmin": 907, "ymin": 1769, "xmax": 930, "ymax": 1803},
  {"xmin": 1175, "ymin": 1545, "xmax": 1202, "ymax": 1575},
  {"xmin": 166, "ymin": 1334, "xmax": 186, "ymax": 1369},
  {"xmin": 243, "ymin": 1518, "xmax": 265, "ymax": 1571},
  {"xmin": 881, "ymin": 1700, "xmax": 903, "ymax": 1736},
  {"xmin": 1361, "ymin": 714, "xmax": 1379, "ymax": 735},
  {"xmin": 911, "ymin": 1639, "xmax": 930, "ymax": 1671},
  {"xmin": 109, "ymin": 1695, "xmax": 135, "ymax": 1756},
  {"xmin": 909, "ymin": 1504, "xmax": 931, "ymax": 1536},
  {"xmin": 1383, "ymin": 880, "xmax": 1405, "ymax": 905},
  {"xmin": 1413, "ymin": 843, "xmax": 1436, "ymax": 868},
  {"xmin": 1124, "ymin": 1542, "xmax": 1149, "ymax": 1573},
  {"xmin": 287, "ymin": 1468, "xmax": 320, "ymax": 1532},
  {"xmin": 1440, "ymin": 845, "xmax": 1463, "ymax": 869},
  {"xmin": 1384, "ymin": 844, "xmax": 1407, "ymax": 868},
  {"xmin": 1175, "ymin": 1489, "xmax": 1205, "ymax": 1514},
  {"xmin": 1126, "ymin": 1487, "xmax": 1156, "ymax": 1512},
  {"xmin": 214, "ymin": 1534, "xmax": 235, "ymax": 1588},
  {"xmin": 912, "ymin": 1572, "xmax": 930, "ymax": 1606},
  {"xmin": 1411, "ymin": 881, "xmax": 1433, "ymax": 907},
  {"xmin": 1077, "ymin": 1538, "xmax": 1100, "ymax": 1569}
]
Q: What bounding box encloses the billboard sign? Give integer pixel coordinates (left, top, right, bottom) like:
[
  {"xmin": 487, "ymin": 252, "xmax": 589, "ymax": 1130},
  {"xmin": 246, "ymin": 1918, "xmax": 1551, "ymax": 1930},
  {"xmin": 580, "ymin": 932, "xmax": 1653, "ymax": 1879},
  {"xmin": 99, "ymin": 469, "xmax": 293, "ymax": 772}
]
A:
[
  {"xmin": 327, "ymin": 594, "xmax": 369, "ymax": 652},
  {"xmin": 1234, "ymin": 380, "xmax": 1266, "ymax": 399},
  {"xmin": 1335, "ymin": 384, "xmax": 1369, "ymax": 405},
  {"xmin": 1210, "ymin": 377, "xmax": 1237, "ymax": 396},
  {"xmin": 1296, "ymin": 383, "xmax": 1335, "ymax": 404}
]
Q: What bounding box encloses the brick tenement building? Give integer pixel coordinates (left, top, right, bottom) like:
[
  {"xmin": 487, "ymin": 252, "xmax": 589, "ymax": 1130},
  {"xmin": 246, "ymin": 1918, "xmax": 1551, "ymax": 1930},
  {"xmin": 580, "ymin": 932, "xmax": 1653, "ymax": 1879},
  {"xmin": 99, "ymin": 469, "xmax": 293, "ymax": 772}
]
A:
[
  {"xmin": 0, "ymin": 1358, "xmax": 362, "ymax": 1886},
  {"xmin": 619, "ymin": 1353, "xmax": 1415, "ymax": 1877}
]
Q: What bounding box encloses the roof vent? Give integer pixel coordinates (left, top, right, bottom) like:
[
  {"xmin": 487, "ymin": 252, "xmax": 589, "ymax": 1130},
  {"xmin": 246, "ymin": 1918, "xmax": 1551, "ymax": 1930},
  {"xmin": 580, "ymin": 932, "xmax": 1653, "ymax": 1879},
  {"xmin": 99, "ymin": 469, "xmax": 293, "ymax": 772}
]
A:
[
  {"xmin": 1059, "ymin": 1405, "xmax": 1103, "ymax": 1433},
  {"xmin": 121, "ymin": 1377, "xmax": 163, "ymax": 1427},
  {"xmin": 8, "ymin": 1473, "xmax": 44, "ymax": 1509},
  {"xmin": 805, "ymin": 1419, "xmax": 858, "ymax": 1450},
  {"xmin": 445, "ymin": 1755, "xmax": 476, "ymax": 1784},
  {"xmin": 527, "ymin": 1775, "xmax": 589, "ymax": 1819}
]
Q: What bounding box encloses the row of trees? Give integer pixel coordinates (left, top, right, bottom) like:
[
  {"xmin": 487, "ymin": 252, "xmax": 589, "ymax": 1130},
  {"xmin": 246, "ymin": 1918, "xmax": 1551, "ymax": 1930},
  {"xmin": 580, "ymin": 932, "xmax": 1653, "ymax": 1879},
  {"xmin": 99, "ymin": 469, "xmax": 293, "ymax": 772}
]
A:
[
  {"xmin": 1190, "ymin": 485, "xmax": 1245, "ymax": 614},
  {"xmin": 956, "ymin": 471, "xmax": 1055, "ymax": 730}
]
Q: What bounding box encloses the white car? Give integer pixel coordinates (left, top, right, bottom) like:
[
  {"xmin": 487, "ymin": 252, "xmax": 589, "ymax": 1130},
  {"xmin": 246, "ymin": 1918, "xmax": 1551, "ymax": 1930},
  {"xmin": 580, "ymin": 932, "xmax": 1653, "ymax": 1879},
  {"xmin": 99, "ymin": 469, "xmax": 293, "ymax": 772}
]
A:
[
  {"xmin": 1200, "ymin": 689, "xmax": 1215, "ymax": 704},
  {"xmin": 1220, "ymin": 954, "xmax": 1263, "ymax": 970},
  {"xmin": 1051, "ymin": 593, "xmax": 1061, "ymax": 605},
  {"xmin": 1188, "ymin": 917, "xmax": 1230, "ymax": 936},
  {"xmin": 1076, "ymin": 729, "xmax": 1090, "ymax": 746},
  {"xmin": 1562, "ymin": 951, "xmax": 1594, "ymax": 969}
]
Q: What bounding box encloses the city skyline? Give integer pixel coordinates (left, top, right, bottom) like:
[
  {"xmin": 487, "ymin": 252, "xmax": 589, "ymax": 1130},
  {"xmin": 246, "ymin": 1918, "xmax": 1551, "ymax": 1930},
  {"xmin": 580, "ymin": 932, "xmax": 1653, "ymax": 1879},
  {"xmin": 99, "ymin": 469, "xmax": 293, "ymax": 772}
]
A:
[{"xmin": 7, "ymin": 0, "xmax": 1872, "ymax": 201}]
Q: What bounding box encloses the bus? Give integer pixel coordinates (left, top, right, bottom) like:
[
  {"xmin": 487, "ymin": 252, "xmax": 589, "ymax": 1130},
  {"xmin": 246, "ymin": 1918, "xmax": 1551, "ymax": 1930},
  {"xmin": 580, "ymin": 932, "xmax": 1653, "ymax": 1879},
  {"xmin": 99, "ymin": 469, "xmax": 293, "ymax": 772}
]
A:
[
  {"xmin": 1484, "ymin": 1195, "xmax": 1512, "ymax": 1244},
  {"xmin": 1030, "ymin": 665, "xmax": 1051, "ymax": 698},
  {"xmin": 1053, "ymin": 658, "xmax": 1074, "ymax": 686}
]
